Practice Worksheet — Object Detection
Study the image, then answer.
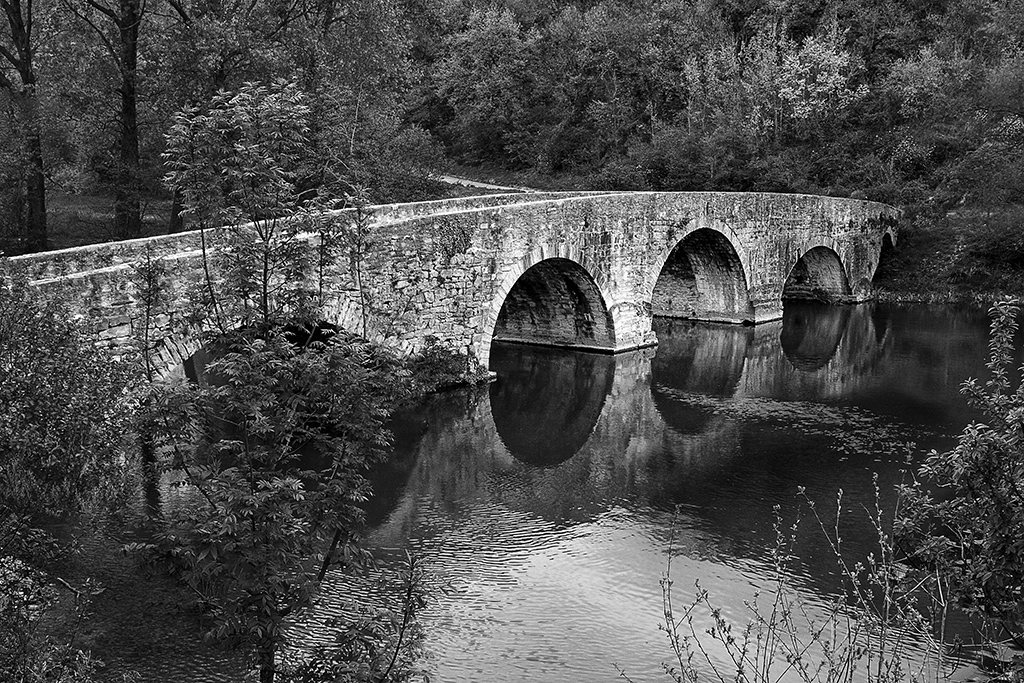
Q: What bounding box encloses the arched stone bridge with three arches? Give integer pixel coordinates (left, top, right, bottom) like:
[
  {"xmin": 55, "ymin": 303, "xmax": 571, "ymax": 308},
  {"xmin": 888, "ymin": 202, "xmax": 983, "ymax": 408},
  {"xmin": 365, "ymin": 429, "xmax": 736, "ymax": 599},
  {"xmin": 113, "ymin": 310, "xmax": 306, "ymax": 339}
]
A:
[{"xmin": 10, "ymin": 191, "xmax": 898, "ymax": 378}]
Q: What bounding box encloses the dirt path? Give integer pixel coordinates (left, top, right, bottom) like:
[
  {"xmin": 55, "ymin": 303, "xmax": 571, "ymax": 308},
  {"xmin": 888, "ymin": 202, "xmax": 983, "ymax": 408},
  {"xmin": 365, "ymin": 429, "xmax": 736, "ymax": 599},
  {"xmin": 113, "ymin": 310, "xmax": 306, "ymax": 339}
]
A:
[{"xmin": 433, "ymin": 174, "xmax": 537, "ymax": 193}]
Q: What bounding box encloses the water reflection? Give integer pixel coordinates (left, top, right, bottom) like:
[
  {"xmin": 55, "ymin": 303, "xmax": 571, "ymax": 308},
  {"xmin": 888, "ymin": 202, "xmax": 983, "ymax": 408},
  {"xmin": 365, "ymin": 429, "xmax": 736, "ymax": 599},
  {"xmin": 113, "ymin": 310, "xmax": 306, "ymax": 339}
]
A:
[
  {"xmin": 340, "ymin": 303, "xmax": 997, "ymax": 683},
  {"xmin": 781, "ymin": 302, "xmax": 851, "ymax": 370},
  {"xmin": 489, "ymin": 344, "xmax": 615, "ymax": 467},
  {"xmin": 650, "ymin": 319, "xmax": 749, "ymax": 437}
]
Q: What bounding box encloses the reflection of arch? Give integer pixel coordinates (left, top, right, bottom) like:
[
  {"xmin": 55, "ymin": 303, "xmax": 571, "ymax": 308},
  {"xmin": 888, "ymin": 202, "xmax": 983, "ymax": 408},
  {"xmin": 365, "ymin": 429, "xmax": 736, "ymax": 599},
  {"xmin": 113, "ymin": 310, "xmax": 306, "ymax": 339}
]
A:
[
  {"xmin": 652, "ymin": 228, "xmax": 754, "ymax": 323},
  {"xmin": 490, "ymin": 257, "xmax": 615, "ymax": 352},
  {"xmin": 780, "ymin": 302, "xmax": 850, "ymax": 371},
  {"xmin": 489, "ymin": 342, "xmax": 614, "ymax": 467},
  {"xmin": 783, "ymin": 246, "xmax": 852, "ymax": 303},
  {"xmin": 650, "ymin": 318, "xmax": 751, "ymax": 435}
]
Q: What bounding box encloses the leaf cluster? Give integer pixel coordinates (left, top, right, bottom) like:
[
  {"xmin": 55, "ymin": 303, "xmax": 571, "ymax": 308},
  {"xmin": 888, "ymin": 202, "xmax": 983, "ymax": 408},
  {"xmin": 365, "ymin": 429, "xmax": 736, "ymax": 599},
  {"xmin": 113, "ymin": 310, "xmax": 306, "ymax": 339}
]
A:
[{"xmin": 0, "ymin": 263, "xmax": 139, "ymax": 518}]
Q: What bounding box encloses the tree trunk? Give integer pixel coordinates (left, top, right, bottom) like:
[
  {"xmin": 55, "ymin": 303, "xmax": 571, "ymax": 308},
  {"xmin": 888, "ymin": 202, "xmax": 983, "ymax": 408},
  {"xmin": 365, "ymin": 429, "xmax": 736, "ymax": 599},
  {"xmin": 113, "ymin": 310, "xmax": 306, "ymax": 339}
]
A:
[
  {"xmin": 1, "ymin": 0, "xmax": 48, "ymax": 253},
  {"xmin": 114, "ymin": 0, "xmax": 142, "ymax": 240},
  {"xmin": 168, "ymin": 187, "xmax": 184, "ymax": 233},
  {"xmin": 19, "ymin": 86, "xmax": 47, "ymax": 252}
]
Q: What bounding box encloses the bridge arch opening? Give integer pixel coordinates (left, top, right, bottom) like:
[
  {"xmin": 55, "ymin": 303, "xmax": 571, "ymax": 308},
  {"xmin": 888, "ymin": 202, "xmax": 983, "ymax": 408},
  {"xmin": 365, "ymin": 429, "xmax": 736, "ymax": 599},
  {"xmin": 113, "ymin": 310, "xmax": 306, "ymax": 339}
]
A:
[
  {"xmin": 492, "ymin": 257, "xmax": 616, "ymax": 351},
  {"xmin": 783, "ymin": 246, "xmax": 851, "ymax": 303},
  {"xmin": 652, "ymin": 228, "xmax": 754, "ymax": 323},
  {"xmin": 872, "ymin": 232, "xmax": 897, "ymax": 283}
]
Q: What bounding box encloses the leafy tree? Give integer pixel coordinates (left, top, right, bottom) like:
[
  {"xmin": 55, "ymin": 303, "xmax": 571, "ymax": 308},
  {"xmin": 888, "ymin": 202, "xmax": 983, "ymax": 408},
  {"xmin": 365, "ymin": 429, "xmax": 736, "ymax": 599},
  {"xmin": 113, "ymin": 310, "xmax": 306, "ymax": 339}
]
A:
[
  {"xmin": 433, "ymin": 6, "xmax": 534, "ymax": 162},
  {"xmin": 777, "ymin": 27, "xmax": 867, "ymax": 130},
  {"xmin": 142, "ymin": 327, "xmax": 413, "ymax": 683},
  {"xmin": 897, "ymin": 300, "xmax": 1024, "ymax": 646},
  {"xmin": 0, "ymin": 0, "xmax": 48, "ymax": 252},
  {"xmin": 150, "ymin": 80, "xmax": 434, "ymax": 682},
  {"xmin": 163, "ymin": 80, "xmax": 337, "ymax": 330}
]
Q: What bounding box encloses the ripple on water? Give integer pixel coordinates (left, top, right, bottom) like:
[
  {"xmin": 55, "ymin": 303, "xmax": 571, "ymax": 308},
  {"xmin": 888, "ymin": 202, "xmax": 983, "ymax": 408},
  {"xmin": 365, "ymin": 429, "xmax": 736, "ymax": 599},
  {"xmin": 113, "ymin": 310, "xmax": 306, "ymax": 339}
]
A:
[{"xmin": 652, "ymin": 386, "xmax": 939, "ymax": 457}]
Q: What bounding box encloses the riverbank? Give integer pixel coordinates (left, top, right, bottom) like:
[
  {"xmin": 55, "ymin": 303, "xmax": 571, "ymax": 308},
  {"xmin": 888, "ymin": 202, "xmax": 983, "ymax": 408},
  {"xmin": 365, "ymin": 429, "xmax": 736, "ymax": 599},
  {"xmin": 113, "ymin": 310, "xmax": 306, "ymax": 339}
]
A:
[{"xmin": 873, "ymin": 206, "xmax": 1024, "ymax": 304}]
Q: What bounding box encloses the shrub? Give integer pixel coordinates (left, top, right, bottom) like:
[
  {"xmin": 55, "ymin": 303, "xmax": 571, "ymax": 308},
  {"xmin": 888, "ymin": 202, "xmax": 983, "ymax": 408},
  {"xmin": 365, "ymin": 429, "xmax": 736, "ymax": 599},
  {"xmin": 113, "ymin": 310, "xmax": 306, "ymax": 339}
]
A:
[{"xmin": 897, "ymin": 300, "xmax": 1024, "ymax": 647}]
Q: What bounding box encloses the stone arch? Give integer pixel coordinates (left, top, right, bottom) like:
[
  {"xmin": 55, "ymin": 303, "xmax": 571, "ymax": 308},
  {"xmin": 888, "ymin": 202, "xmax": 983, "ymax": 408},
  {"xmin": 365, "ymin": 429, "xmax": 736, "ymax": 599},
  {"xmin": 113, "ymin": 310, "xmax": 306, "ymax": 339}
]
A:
[
  {"xmin": 783, "ymin": 246, "xmax": 852, "ymax": 303},
  {"xmin": 152, "ymin": 331, "xmax": 203, "ymax": 382},
  {"xmin": 871, "ymin": 231, "xmax": 897, "ymax": 281},
  {"xmin": 486, "ymin": 256, "xmax": 616, "ymax": 361},
  {"xmin": 651, "ymin": 227, "xmax": 754, "ymax": 323}
]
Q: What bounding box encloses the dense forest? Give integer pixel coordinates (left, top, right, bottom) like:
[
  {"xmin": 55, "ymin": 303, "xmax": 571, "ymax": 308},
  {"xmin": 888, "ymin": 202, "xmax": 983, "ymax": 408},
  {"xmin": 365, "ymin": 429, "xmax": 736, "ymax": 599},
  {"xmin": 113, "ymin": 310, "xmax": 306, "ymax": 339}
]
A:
[{"xmin": 2, "ymin": 0, "xmax": 1024, "ymax": 287}]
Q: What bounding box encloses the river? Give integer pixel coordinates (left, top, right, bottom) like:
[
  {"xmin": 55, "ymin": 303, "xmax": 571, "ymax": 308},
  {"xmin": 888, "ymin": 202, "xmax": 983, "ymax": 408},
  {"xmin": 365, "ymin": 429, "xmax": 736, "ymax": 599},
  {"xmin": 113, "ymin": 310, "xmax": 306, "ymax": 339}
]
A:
[{"xmin": 296, "ymin": 301, "xmax": 998, "ymax": 682}]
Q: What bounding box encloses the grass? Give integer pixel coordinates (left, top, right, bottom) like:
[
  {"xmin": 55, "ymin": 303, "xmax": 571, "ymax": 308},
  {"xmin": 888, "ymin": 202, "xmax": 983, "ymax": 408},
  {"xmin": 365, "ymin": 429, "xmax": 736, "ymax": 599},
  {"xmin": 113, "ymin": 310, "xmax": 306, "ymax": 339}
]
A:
[{"xmin": 46, "ymin": 192, "xmax": 177, "ymax": 251}]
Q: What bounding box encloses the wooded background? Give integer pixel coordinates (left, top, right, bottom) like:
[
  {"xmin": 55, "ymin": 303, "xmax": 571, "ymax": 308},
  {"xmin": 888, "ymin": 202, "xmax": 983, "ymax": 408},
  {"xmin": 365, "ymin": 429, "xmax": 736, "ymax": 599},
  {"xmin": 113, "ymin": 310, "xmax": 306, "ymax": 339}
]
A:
[{"xmin": 3, "ymin": 0, "xmax": 1022, "ymax": 254}]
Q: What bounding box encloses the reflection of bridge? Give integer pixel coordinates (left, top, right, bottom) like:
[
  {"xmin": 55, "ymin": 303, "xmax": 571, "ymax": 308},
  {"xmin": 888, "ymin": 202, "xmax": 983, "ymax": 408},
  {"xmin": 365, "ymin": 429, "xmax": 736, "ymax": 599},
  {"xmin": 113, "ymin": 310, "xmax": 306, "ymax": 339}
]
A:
[
  {"xmin": 12, "ymin": 191, "xmax": 896, "ymax": 377},
  {"xmin": 379, "ymin": 304, "xmax": 895, "ymax": 525}
]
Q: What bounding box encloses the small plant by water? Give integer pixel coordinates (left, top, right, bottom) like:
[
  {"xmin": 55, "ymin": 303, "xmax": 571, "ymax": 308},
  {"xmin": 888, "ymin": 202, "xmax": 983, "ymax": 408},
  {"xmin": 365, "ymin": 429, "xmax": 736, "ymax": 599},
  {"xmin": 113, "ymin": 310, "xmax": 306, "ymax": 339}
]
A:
[
  {"xmin": 626, "ymin": 302, "xmax": 1024, "ymax": 683},
  {"xmin": 619, "ymin": 484, "xmax": 949, "ymax": 683}
]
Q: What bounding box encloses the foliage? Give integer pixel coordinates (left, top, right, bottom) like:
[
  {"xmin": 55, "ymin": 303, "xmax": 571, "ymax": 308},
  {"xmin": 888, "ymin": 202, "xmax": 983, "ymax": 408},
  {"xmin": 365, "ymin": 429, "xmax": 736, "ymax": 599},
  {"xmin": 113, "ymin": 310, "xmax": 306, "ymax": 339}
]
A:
[
  {"xmin": 873, "ymin": 208, "xmax": 1024, "ymax": 302},
  {"xmin": 897, "ymin": 300, "xmax": 1024, "ymax": 646},
  {"xmin": 0, "ymin": 512, "xmax": 118, "ymax": 683},
  {"xmin": 0, "ymin": 552, "xmax": 104, "ymax": 683},
  {"xmin": 432, "ymin": 6, "xmax": 535, "ymax": 164},
  {"xmin": 0, "ymin": 263, "xmax": 140, "ymax": 682},
  {"xmin": 413, "ymin": 0, "xmax": 1024, "ymax": 216},
  {"xmin": 138, "ymin": 326, "xmax": 414, "ymax": 682},
  {"xmin": 163, "ymin": 80, "xmax": 342, "ymax": 331},
  {"xmin": 407, "ymin": 335, "xmax": 487, "ymax": 394},
  {"xmin": 0, "ymin": 263, "xmax": 138, "ymax": 516}
]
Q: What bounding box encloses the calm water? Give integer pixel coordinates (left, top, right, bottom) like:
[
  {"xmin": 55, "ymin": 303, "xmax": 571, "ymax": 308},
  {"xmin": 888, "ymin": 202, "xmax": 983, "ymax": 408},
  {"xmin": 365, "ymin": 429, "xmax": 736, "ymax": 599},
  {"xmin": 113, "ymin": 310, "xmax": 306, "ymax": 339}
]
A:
[{"xmin": 302, "ymin": 302, "xmax": 1000, "ymax": 682}]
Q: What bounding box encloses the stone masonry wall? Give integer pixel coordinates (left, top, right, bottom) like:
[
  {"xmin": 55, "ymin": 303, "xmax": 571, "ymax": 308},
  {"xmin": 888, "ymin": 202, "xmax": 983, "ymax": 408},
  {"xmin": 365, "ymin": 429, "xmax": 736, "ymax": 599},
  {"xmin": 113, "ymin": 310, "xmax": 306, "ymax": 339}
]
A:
[{"xmin": 7, "ymin": 191, "xmax": 898, "ymax": 378}]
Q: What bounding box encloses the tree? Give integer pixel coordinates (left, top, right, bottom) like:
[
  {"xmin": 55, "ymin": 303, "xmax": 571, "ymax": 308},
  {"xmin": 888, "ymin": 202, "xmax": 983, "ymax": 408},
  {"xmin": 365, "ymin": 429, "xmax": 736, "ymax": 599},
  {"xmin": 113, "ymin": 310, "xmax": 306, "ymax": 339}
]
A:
[
  {"xmin": 64, "ymin": 0, "xmax": 148, "ymax": 239},
  {"xmin": 0, "ymin": 0, "xmax": 48, "ymax": 252},
  {"xmin": 163, "ymin": 80, "xmax": 335, "ymax": 330},
  {"xmin": 142, "ymin": 328, "xmax": 412, "ymax": 683},
  {"xmin": 777, "ymin": 27, "xmax": 867, "ymax": 132},
  {"xmin": 433, "ymin": 6, "xmax": 533, "ymax": 162},
  {"xmin": 150, "ymin": 80, "xmax": 428, "ymax": 682}
]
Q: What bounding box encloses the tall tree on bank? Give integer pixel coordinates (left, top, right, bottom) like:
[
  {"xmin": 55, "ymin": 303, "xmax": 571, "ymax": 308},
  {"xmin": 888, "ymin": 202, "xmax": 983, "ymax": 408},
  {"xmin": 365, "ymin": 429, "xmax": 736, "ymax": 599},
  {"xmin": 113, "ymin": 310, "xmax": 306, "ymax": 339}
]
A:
[
  {"xmin": 65, "ymin": 0, "xmax": 145, "ymax": 239},
  {"xmin": 0, "ymin": 0, "xmax": 46, "ymax": 252},
  {"xmin": 150, "ymin": 81, "xmax": 426, "ymax": 682}
]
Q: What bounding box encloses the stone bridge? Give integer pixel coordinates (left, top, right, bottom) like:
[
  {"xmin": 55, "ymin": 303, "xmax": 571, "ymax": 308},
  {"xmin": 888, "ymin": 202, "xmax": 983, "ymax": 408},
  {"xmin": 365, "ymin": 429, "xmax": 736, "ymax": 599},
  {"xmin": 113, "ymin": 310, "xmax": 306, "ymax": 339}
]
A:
[{"xmin": 9, "ymin": 191, "xmax": 897, "ymax": 378}]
